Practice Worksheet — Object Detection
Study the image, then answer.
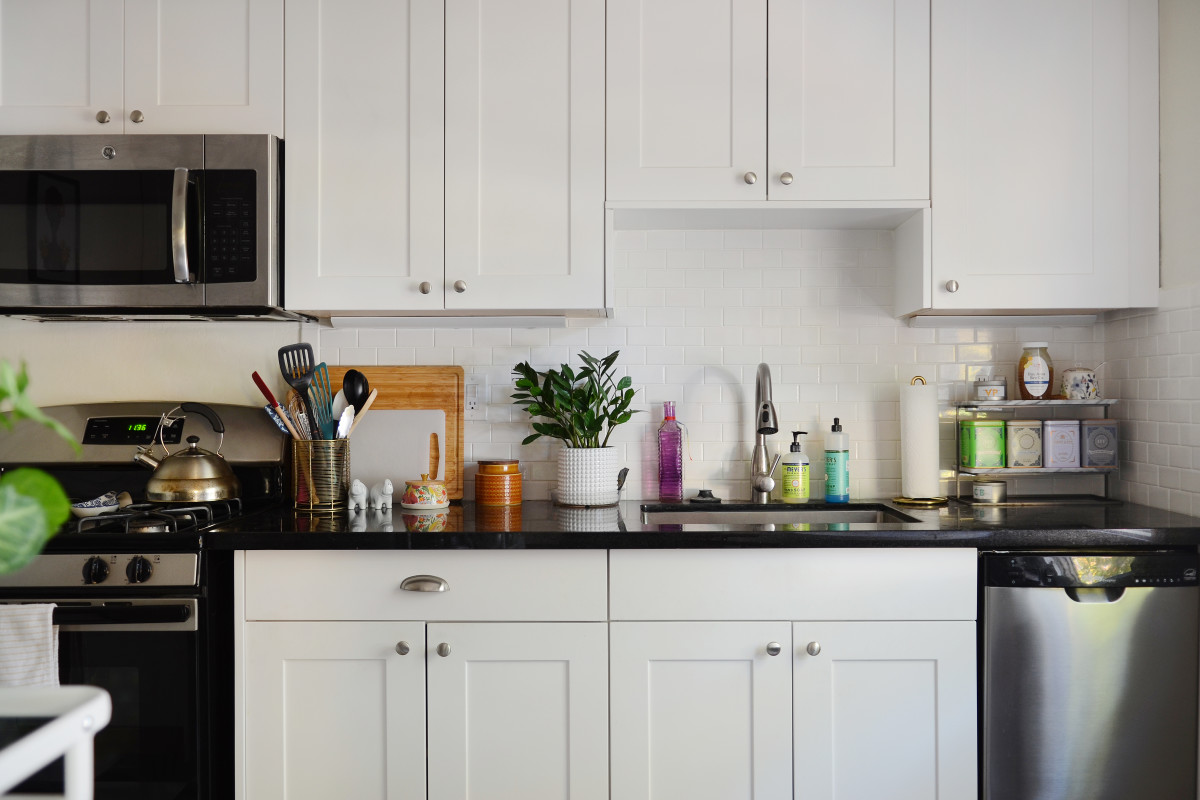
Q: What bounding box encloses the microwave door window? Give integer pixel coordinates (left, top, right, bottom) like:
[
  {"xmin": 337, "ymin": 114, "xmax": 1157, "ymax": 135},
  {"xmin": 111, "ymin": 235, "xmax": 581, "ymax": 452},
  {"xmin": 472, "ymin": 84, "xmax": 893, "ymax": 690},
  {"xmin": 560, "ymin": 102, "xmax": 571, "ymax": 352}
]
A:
[{"xmin": 0, "ymin": 170, "xmax": 198, "ymax": 285}]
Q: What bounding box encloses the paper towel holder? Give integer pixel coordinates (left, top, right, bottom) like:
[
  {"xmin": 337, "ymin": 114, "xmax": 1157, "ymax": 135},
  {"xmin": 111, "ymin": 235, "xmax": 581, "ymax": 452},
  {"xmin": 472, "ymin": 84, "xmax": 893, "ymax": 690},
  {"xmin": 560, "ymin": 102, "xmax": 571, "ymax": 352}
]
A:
[{"xmin": 893, "ymin": 375, "xmax": 949, "ymax": 508}]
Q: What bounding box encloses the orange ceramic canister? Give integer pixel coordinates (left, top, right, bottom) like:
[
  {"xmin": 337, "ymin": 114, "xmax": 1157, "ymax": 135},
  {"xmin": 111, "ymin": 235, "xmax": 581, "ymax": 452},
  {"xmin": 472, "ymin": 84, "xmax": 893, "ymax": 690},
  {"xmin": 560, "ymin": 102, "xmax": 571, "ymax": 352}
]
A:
[{"xmin": 475, "ymin": 460, "xmax": 522, "ymax": 506}]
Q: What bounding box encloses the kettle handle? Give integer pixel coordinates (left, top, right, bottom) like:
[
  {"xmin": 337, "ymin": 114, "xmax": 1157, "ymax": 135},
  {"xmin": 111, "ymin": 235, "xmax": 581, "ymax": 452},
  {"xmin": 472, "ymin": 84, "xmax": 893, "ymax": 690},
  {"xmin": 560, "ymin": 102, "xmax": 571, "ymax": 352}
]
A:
[{"xmin": 180, "ymin": 402, "xmax": 225, "ymax": 435}]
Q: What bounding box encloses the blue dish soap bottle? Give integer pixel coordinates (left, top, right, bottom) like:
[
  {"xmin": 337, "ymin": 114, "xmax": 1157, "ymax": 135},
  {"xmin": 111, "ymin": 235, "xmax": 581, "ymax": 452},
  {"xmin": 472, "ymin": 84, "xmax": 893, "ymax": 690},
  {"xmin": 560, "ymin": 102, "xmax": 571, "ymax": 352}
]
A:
[{"xmin": 824, "ymin": 418, "xmax": 849, "ymax": 503}]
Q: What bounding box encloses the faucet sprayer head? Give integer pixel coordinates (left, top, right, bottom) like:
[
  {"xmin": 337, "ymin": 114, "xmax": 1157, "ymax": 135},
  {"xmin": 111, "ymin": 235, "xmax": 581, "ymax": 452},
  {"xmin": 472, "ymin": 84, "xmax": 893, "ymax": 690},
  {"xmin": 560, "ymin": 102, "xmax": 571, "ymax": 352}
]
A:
[{"xmin": 754, "ymin": 363, "xmax": 779, "ymax": 435}]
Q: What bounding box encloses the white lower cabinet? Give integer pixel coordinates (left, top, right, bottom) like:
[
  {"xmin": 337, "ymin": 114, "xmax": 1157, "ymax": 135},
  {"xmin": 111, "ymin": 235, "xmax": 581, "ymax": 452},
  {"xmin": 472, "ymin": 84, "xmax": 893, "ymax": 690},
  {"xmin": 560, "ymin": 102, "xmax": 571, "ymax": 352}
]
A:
[
  {"xmin": 237, "ymin": 550, "xmax": 609, "ymax": 800},
  {"xmin": 609, "ymin": 549, "xmax": 979, "ymax": 800}
]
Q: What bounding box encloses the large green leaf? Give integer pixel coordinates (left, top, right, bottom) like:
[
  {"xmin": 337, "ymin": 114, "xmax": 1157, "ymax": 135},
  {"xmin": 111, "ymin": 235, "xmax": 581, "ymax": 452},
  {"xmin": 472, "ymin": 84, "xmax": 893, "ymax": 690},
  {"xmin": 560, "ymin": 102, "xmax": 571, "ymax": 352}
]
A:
[{"xmin": 0, "ymin": 468, "xmax": 69, "ymax": 575}]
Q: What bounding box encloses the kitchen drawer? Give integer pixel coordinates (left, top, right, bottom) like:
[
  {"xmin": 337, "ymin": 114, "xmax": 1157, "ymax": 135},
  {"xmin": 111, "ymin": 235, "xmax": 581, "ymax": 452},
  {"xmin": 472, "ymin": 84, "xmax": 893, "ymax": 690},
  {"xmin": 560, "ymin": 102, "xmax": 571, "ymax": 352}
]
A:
[
  {"xmin": 610, "ymin": 548, "xmax": 976, "ymax": 621},
  {"xmin": 244, "ymin": 550, "xmax": 608, "ymax": 621}
]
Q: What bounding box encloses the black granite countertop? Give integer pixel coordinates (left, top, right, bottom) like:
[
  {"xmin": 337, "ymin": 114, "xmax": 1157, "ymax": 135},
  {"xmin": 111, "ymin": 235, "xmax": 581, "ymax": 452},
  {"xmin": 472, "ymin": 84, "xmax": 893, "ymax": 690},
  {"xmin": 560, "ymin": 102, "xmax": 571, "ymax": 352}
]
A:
[{"xmin": 194, "ymin": 498, "xmax": 1200, "ymax": 551}]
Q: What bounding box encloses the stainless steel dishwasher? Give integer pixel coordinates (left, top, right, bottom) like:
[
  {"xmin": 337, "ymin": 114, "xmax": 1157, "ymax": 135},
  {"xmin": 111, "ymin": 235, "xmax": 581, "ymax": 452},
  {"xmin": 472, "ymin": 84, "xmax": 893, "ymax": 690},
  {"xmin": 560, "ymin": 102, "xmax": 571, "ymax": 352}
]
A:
[{"xmin": 983, "ymin": 551, "xmax": 1199, "ymax": 800}]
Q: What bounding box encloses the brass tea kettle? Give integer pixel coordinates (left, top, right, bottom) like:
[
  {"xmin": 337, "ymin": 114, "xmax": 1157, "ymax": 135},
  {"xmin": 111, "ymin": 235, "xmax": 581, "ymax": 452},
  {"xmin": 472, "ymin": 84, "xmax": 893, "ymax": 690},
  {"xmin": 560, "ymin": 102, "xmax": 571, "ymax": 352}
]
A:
[{"xmin": 134, "ymin": 402, "xmax": 241, "ymax": 502}]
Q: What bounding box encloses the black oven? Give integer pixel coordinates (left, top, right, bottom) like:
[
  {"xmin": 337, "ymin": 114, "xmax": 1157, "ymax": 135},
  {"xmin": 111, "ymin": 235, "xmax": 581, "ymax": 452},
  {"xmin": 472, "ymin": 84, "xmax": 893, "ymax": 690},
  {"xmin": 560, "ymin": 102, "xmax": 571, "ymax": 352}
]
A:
[{"xmin": 0, "ymin": 553, "xmax": 210, "ymax": 799}]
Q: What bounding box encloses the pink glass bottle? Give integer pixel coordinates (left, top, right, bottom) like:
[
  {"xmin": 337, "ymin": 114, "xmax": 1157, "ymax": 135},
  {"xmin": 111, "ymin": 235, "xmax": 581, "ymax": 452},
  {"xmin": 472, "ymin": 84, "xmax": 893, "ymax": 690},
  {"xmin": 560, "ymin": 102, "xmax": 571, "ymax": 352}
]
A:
[{"xmin": 658, "ymin": 401, "xmax": 684, "ymax": 501}]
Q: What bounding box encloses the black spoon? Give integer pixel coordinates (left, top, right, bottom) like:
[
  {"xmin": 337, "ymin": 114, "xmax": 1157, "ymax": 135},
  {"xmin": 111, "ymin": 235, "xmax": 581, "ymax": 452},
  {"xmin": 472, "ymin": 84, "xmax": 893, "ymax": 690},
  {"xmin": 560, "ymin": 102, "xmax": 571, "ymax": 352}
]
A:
[{"xmin": 343, "ymin": 369, "xmax": 370, "ymax": 414}]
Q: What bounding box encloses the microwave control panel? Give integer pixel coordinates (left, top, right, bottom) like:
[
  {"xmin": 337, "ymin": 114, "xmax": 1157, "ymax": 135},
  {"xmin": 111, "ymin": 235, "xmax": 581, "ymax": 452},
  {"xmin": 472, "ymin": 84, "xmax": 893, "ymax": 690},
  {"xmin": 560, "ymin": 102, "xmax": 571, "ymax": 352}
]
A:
[{"xmin": 203, "ymin": 170, "xmax": 257, "ymax": 283}]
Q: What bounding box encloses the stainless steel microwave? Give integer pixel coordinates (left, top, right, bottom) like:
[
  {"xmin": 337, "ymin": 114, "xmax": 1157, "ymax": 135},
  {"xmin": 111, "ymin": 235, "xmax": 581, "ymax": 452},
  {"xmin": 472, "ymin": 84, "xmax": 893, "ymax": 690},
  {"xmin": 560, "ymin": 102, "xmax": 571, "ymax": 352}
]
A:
[{"xmin": 0, "ymin": 134, "xmax": 301, "ymax": 321}]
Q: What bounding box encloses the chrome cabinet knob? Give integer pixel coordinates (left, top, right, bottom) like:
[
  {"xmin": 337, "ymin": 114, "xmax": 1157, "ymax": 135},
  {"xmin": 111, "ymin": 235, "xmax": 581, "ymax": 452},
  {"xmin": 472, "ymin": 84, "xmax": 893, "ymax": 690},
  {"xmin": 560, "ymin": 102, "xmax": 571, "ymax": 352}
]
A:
[
  {"xmin": 945, "ymin": 280, "xmax": 960, "ymax": 293},
  {"xmin": 96, "ymin": 110, "xmax": 112, "ymax": 124},
  {"xmin": 744, "ymin": 172, "xmax": 757, "ymax": 185},
  {"xmin": 806, "ymin": 641, "xmax": 822, "ymax": 656},
  {"xmin": 419, "ymin": 281, "xmax": 432, "ymax": 294},
  {"xmin": 779, "ymin": 172, "xmax": 794, "ymax": 185},
  {"xmin": 453, "ymin": 280, "xmax": 467, "ymax": 293},
  {"xmin": 436, "ymin": 642, "xmax": 451, "ymax": 658},
  {"xmin": 395, "ymin": 641, "xmax": 410, "ymax": 655},
  {"xmin": 130, "ymin": 110, "xmax": 145, "ymax": 124},
  {"xmin": 766, "ymin": 642, "xmax": 782, "ymax": 657}
]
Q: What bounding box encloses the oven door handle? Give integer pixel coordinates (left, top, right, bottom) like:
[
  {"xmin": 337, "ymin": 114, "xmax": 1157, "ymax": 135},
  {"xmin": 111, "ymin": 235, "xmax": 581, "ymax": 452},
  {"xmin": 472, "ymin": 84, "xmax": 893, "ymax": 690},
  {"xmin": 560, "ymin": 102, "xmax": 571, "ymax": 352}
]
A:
[
  {"xmin": 52, "ymin": 604, "xmax": 192, "ymax": 626},
  {"xmin": 171, "ymin": 167, "xmax": 193, "ymax": 284}
]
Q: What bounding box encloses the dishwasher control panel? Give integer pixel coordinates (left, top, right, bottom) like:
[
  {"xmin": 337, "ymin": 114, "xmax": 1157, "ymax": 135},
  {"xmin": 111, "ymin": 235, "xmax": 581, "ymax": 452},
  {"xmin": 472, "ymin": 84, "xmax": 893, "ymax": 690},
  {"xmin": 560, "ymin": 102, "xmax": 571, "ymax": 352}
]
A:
[{"xmin": 984, "ymin": 552, "xmax": 1199, "ymax": 588}]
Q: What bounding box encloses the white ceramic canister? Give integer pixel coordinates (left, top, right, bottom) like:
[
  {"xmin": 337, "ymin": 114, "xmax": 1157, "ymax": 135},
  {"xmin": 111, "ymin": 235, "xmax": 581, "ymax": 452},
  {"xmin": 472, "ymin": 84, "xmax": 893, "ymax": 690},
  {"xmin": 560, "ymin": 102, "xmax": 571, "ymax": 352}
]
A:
[
  {"xmin": 1043, "ymin": 420, "xmax": 1081, "ymax": 468},
  {"xmin": 1005, "ymin": 420, "xmax": 1043, "ymax": 468}
]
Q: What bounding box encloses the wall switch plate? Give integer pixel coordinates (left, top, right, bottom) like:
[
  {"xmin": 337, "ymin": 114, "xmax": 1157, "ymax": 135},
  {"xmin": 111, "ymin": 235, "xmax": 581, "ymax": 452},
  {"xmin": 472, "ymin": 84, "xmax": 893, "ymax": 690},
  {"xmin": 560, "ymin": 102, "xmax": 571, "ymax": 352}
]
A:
[{"xmin": 465, "ymin": 378, "xmax": 485, "ymax": 421}]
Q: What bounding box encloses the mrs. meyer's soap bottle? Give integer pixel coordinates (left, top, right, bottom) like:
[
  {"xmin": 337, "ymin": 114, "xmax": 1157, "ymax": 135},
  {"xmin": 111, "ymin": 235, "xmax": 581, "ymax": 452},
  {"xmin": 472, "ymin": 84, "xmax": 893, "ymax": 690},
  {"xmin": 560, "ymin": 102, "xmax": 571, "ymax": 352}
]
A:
[
  {"xmin": 824, "ymin": 418, "xmax": 850, "ymax": 503},
  {"xmin": 781, "ymin": 431, "xmax": 809, "ymax": 504}
]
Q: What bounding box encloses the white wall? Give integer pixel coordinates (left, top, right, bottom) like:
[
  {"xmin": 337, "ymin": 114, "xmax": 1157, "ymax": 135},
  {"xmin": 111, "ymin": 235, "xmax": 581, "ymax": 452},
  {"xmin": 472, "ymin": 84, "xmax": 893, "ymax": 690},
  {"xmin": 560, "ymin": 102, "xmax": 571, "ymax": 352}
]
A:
[{"xmin": 1160, "ymin": 0, "xmax": 1200, "ymax": 291}]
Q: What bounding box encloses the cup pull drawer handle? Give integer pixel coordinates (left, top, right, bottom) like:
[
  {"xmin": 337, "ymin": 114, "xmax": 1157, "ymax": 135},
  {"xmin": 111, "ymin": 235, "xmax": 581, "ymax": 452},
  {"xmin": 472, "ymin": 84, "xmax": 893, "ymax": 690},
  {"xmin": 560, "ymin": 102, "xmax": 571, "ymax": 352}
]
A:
[{"xmin": 400, "ymin": 574, "xmax": 449, "ymax": 592}]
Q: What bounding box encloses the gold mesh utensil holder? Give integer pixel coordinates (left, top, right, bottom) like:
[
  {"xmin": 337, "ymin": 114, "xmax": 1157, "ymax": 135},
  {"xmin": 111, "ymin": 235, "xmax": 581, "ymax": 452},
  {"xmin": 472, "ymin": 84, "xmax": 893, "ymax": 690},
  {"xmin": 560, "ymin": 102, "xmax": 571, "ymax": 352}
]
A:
[{"xmin": 292, "ymin": 439, "xmax": 350, "ymax": 512}]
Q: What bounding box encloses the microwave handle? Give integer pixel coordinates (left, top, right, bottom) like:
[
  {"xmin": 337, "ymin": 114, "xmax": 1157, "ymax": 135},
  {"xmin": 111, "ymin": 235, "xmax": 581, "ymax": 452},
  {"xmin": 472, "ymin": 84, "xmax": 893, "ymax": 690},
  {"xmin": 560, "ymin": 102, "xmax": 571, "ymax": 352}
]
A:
[{"xmin": 171, "ymin": 167, "xmax": 193, "ymax": 284}]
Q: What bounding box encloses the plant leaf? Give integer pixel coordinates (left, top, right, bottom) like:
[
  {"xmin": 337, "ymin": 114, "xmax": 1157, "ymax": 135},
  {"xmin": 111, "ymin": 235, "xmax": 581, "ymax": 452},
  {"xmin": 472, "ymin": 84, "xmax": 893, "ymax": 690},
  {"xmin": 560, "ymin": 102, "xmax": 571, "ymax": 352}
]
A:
[{"xmin": 0, "ymin": 468, "xmax": 69, "ymax": 575}]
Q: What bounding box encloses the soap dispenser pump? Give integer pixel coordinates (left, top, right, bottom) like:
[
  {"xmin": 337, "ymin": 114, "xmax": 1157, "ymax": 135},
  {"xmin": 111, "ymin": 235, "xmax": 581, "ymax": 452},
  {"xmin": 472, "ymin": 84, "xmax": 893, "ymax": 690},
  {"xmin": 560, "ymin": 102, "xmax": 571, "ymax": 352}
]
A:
[{"xmin": 781, "ymin": 431, "xmax": 809, "ymax": 504}]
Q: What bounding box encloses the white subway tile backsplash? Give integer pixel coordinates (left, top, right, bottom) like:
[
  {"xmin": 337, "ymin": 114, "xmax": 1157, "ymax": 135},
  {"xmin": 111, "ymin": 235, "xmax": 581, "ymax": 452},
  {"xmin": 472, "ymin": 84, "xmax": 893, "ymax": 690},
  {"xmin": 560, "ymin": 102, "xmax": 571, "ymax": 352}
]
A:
[{"xmin": 314, "ymin": 231, "xmax": 1196, "ymax": 513}]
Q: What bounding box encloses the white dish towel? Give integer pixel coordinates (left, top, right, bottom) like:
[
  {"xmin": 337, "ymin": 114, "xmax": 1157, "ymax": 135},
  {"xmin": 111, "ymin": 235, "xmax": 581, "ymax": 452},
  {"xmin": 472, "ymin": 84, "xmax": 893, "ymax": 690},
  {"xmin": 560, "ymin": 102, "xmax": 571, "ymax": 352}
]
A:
[{"xmin": 0, "ymin": 603, "xmax": 59, "ymax": 687}]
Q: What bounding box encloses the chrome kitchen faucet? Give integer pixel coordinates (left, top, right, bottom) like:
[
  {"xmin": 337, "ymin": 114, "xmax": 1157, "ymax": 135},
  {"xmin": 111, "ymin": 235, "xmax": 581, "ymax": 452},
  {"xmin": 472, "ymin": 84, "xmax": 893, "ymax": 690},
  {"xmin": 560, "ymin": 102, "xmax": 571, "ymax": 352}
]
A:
[{"xmin": 751, "ymin": 363, "xmax": 781, "ymax": 503}]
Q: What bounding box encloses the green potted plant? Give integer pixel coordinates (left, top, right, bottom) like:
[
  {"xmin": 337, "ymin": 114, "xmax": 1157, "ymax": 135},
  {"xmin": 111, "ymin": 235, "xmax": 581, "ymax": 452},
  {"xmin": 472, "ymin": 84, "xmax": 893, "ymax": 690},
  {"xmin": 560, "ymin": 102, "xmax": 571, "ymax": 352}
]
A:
[
  {"xmin": 0, "ymin": 361, "xmax": 76, "ymax": 574},
  {"xmin": 511, "ymin": 350, "xmax": 640, "ymax": 506}
]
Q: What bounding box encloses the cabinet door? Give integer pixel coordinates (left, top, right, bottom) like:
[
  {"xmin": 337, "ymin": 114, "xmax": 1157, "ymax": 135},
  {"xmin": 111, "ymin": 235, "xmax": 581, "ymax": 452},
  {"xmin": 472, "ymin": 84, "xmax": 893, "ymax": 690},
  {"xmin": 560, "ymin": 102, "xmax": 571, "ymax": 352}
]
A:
[
  {"xmin": 426, "ymin": 622, "xmax": 608, "ymax": 800},
  {"xmin": 283, "ymin": 0, "xmax": 444, "ymax": 313},
  {"xmin": 793, "ymin": 621, "xmax": 977, "ymax": 800},
  {"xmin": 610, "ymin": 621, "xmax": 792, "ymax": 800},
  {"xmin": 123, "ymin": 0, "xmax": 283, "ymax": 135},
  {"xmin": 767, "ymin": 0, "xmax": 929, "ymax": 201},
  {"xmin": 929, "ymin": 0, "xmax": 1159, "ymax": 311},
  {"xmin": 443, "ymin": 0, "xmax": 605, "ymax": 312},
  {"xmin": 606, "ymin": 0, "xmax": 767, "ymax": 201},
  {"xmin": 243, "ymin": 621, "xmax": 426, "ymax": 800},
  {"xmin": 0, "ymin": 0, "xmax": 123, "ymax": 134}
]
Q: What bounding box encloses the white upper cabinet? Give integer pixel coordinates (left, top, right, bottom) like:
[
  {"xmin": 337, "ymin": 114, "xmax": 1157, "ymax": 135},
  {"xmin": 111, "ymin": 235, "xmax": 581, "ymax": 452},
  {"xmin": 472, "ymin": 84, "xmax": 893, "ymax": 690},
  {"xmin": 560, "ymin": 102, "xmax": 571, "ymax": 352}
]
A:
[
  {"xmin": 0, "ymin": 0, "xmax": 283, "ymax": 135},
  {"xmin": 606, "ymin": 0, "xmax": 929, "ymax": 203},
  {"xmin": 285, "ymin": 0, "xmax": 606, "ymax": 315},
  {"xmin": 443, "ymin": 0, "xmax": 605, "ymax": 313},
  {"xmin": 903, "ymin": 0, "xmax": 1160, "ymax": 315}
]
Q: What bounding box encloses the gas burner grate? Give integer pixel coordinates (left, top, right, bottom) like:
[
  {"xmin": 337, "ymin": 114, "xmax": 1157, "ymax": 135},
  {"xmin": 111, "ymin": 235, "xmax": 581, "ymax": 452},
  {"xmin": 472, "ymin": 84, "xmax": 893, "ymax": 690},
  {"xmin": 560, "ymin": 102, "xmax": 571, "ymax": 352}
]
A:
[{"xmin": 75, "ymin": 498, "xmax": 244, "ymax": 534}]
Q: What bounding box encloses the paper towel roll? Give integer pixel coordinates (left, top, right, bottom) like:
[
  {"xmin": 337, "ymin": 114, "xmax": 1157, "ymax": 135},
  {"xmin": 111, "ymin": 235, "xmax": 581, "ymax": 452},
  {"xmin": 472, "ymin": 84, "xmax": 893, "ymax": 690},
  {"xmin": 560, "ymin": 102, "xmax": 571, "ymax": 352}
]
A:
[{"xmin": 900, "ymin": 379, "xmax": 941, "ymax": 499}]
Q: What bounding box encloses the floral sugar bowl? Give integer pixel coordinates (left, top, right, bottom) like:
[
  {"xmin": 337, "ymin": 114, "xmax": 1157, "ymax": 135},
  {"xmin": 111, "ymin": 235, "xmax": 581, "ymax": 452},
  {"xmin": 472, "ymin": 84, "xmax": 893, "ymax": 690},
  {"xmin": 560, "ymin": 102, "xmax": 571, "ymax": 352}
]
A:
[{"xmin": 400, "ymin": 474, "xmax": 450, "ymax": 510}]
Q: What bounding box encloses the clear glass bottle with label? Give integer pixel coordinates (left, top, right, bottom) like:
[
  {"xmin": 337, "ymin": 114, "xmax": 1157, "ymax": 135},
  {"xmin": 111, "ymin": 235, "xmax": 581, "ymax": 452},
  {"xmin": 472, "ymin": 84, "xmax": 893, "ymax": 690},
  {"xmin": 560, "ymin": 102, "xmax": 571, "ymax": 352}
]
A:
[{"xmin": 1018, "ymin": 343, "xmax": 1055, "ymax": 400}]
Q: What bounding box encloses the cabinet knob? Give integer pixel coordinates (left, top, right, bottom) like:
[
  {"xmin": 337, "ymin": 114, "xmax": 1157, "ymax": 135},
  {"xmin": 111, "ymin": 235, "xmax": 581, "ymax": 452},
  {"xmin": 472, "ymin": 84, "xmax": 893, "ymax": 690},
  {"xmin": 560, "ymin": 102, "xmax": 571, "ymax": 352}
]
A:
[
  {"xmin": 436, "ymin": 642, "xmax": 451, "ymax": 658},
  {"xmin": 743, "ymin": 172, "xmax": 757, "ymax": 185},
  {"xmin": 419, "ymin": 281, "xmax": 432, "ymax": 295},
  {"xmin": 945, "ymin": 280, "xmax": 960, "ymax": 293},
  {"xmin": 95, "ymin": 110, "xmax": 112, "ymax": 124},
  {"xmin": 130, "ymin": 110, "xmax": 145, "ymax": 124},
  {"xmin": 400, "ymin": 574, "xmax": 449, "ymax": 592},
  {"xmin": 806, "ymin": 641, "xmax": 822, "ymax": 656},
  {"xmin": 453, "ymin": 280, "xmax": 467, "ymax": 293},
  {"xmin": 779, "ymin": 172, "xmax": 794, "ymax": 185},
  {"xmin": 395, "ymin": 641, "xmax": 410, "ymax": 656},
  {"xmin": 766, "ymin": 641, "xmax": 782, "ymax": 657}
]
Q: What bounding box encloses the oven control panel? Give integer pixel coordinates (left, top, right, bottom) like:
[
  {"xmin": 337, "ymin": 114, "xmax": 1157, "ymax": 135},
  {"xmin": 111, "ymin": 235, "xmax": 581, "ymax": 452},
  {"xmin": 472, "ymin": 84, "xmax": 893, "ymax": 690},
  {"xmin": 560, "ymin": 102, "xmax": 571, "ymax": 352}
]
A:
[
  {"xmin": 82, "ymin": 417, "xmax": 184, "ymax": 446},
  {"xmin": 0, "ymin": 553, "xmax": 198, "ymax": 588}
]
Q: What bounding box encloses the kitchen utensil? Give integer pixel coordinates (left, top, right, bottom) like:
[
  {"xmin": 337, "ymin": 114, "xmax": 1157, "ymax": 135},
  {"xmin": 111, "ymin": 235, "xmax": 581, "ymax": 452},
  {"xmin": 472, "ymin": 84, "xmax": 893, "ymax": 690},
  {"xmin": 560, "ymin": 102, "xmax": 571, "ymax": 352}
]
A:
[
  {"xmin": 429, "ymin": 432, "xmax": 440, "ymax": 479},
  {"xmin": 253, "ymin": 370, "xmax": 301, "ymax": 440},
  {"xmin": 71, "ymin": 490, "xmax": 121, "ymax": 518},
  {"xmin": 134, "ymin": 402, "xmax": 241, "ymax": 502},
  {"xmin": 264, "ymin": 405, "xmax": 290, "ymax": 434},
  {"xmin": 345, "ymin": 388, "xmax": 378, "ymax": 438},
  {"xmin": 278, "ymin": 343, "xmax": 319, "ymax": 439},
  {"xmin": 332, "ymin": 390, "xmax": 349, "ymax": 421},
  {"xmin": 336, "ymin": 406, "xmax": 355, "ymax": 439},
  {"xmin": 342, "ymin": 369, "xmax": 370, "ymax": 414},
  {"xmin": 310, "ymin": 362, "xmax": 337, "ymax": 439},
  {"xmin": 285, "ymin": 390, "xmax": 311, "ymax": 440},
  {"xmin": 327, "ymin": 366, "xmax": 465, "ymax": 499}
]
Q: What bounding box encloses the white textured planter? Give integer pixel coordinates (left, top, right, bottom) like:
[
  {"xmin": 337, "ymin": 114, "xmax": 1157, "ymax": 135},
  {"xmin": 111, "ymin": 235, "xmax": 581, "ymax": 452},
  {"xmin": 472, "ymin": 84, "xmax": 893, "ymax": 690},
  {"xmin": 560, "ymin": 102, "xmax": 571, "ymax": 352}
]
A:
[{"xmin": 556, "ymin": 446, "xmax": 619, "ymax": 507}]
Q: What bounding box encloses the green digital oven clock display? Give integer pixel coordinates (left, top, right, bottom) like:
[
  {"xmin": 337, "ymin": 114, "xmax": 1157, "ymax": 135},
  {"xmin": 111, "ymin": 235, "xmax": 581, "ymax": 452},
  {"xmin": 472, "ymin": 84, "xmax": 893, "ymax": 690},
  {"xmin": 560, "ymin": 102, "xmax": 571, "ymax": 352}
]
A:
[{"xmin": 82, "ymin": 417, "xmax": 184, "ymax": 445}]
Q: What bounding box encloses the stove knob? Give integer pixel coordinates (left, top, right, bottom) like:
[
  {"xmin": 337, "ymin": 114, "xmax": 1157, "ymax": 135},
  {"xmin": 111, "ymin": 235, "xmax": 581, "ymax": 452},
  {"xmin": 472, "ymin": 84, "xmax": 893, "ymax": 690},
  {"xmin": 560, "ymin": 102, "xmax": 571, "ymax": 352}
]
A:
[
  {"xmin": 126, "ymin": 556, "xmax": 153, "ymax": 584},
  {"xmin": 82, "ymin": 557, "xmax": 110, "ymax": 584}
]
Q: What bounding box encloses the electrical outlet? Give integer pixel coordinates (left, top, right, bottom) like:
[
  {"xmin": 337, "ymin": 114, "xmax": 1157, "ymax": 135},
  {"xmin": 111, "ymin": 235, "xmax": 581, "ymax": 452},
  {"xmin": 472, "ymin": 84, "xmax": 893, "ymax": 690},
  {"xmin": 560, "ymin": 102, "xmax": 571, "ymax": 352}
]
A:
[{"xmin": 464, "ymin": 378, "xmax": 485, "ymax": 421}]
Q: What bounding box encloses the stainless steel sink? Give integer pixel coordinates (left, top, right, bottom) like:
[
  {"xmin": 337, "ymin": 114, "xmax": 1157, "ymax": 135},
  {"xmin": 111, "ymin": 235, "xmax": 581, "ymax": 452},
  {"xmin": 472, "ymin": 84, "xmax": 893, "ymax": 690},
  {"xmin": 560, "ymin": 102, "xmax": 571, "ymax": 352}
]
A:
[{"xmin": 640, "ymin": 503, "xmax": 920, "ymax": 527}]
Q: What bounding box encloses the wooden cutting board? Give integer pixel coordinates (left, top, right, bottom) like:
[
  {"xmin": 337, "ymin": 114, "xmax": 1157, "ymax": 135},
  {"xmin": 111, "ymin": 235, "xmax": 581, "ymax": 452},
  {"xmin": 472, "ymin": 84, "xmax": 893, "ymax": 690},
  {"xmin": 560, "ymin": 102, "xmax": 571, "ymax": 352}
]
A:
[{"xmin": 328, "ymin": 366, "xmax": 464, "ymax": 499}]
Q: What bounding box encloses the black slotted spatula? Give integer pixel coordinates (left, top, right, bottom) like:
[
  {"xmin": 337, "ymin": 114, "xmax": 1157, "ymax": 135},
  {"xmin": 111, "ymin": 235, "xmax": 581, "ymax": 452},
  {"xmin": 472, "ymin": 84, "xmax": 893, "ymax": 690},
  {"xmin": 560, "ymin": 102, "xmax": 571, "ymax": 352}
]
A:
[{"xmin": 278, "ymin": 343, "xmax": 319, "ymax": 439}]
